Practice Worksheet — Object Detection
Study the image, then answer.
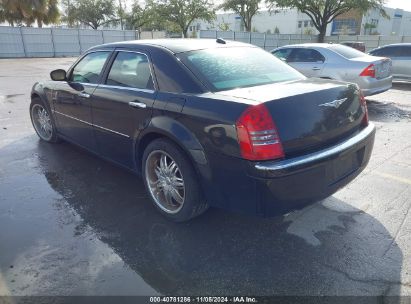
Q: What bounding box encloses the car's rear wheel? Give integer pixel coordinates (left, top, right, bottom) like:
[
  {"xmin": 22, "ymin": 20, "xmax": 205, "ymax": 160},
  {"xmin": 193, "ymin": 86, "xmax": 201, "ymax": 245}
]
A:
[
  {"xmin": 30, "ymin": 98, "xmax": 60, "ymax": 143},
  {"xmin": 142, "ymin": 138, "xmax": 208, "ymax": 222}
]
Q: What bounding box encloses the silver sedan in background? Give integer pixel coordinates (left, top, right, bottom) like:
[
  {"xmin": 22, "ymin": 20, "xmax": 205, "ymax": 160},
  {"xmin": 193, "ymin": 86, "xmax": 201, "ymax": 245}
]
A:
[
  {"xmin": 368, "ymin": 43, "xmax": 411, "ymax": 82},
  {"xmin": 271, "ymin": 43, "xmax": 392, "ymax": 96}
]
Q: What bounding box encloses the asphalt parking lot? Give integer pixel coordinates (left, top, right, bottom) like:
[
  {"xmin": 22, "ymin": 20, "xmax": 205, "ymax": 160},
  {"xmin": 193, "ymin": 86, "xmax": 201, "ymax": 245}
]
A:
[{"xmin": 0, "ymin": 58, "xmax": 410, "ymax": 297}]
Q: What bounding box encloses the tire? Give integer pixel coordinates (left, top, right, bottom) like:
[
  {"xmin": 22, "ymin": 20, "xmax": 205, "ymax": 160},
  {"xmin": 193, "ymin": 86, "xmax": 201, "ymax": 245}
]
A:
[
  {"xmin": 30, "ymin": 97, "xmax": 60, "ymax": 143},
  {"xmin": 142, "ymin": 138, "xmax": 208, "ymax": 222}
]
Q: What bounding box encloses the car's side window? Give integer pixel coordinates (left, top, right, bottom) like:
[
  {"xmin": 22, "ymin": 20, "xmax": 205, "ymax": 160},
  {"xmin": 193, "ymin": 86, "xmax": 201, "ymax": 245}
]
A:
[
  {"xmin": 370, "ymin": 49, "xmax": 382, "ymax": 56},
  {"xmin": 106, "ymin": 51, "xmax": 154, "ymax": 90},
  {"xmin": 288, "ymin": 48, "xmax": 325, "ymax": 63},
  {"xmin": 272, "ymin": 48, "xmax": 292, "ymax": 61},
  {"xmin": 398, "ymin": 46, "xmax": 411, "ymax": 57},
  {"xmin": 70, "ymin": 51, "xmax": 110, "ymax": 84},
  {"xmin": 374, "ymin": 47, "xmax": 400, "ymax": 57}
]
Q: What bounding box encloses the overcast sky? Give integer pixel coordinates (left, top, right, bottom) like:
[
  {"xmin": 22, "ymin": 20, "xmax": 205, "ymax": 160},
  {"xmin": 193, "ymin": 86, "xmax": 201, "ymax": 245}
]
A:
[{"xmin": 385, "ymin": 0, "xmax": 411, "ymax": 10}]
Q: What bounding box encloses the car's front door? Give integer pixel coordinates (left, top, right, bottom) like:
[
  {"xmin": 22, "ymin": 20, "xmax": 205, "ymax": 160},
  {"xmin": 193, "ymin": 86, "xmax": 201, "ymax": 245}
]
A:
[
  {"xmin": 91, "ymin": 50, "xmax": 157, "ymax": 168},
  {"xmin": 53, "ymin": 51, "xmax": 111, "ymax": 151},
  {"xmin": 287, "ymin": 48, "xmax": 325, "ymax": 77}
]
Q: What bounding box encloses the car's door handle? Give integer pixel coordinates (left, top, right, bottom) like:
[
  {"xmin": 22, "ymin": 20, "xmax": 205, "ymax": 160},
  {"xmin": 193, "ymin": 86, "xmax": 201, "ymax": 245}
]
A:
[
  {"xmin": 78, "ymin": 92, "xmax": 90, "ymax": 98},
  {"xmin": 129, "ymin": 101, "xmax": 147, "ymax": 109},
  {"xmin": 312, "ymin": 67, "xmax": 321, "ymax": 71}
]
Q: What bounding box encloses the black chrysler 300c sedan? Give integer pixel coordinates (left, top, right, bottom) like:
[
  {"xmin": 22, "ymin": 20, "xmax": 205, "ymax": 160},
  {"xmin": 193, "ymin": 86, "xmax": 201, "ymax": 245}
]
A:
[{"xmin": 30, "ymin": 39, "xmax": 375, "ymax": 221}]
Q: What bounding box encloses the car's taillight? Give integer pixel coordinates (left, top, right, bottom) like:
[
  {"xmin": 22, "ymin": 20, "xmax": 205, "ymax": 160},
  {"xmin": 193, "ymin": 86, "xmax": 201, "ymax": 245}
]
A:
[
  {"xmin": 236, "ymin": 104, "xmax": 284, "ymax": 161},
  {"xmin": 359, "ymin": 90, "xmax": 369, "ymax": 126},
  {"xmin": 360, "ymin": 64, "xmax": 376, "ymax": 78}
]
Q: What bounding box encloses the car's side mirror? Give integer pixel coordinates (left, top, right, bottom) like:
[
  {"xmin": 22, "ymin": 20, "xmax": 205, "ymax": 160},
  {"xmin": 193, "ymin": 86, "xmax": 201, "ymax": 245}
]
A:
[{"xmin": 50, "ymin": 69, "xmax": 67, "ymax": 81}]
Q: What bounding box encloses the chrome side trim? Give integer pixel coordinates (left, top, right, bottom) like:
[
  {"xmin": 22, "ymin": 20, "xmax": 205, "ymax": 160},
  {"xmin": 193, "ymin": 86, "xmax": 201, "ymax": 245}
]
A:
[
  {"xmin": 54, "ymin": 110, "xmax": 92, "ymax": 126},
  {"xmin": 255, "ymin": 123, "xmax": 375, "ymax": 172},
  {"xmin": 53, "ymin": 110, "xmax": 130, "ymax": 138},
  {"xmin": 93, "ymin": 123, "xmax": 130, "ymax": 138},
  {"xmin": 98, "ymin": 84, "xmax": 155, "ymax": 94}
]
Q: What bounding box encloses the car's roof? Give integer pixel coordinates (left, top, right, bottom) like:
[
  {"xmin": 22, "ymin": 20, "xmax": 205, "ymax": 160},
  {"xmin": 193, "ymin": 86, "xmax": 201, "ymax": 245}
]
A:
[
  {"xmin": 277, "ymin": 43, "xmax": 337, "ymax": 49},
  {"xmin": 91, "ymin": 38, "xmax": 254, "ymax": 54},
  {"xmin": 341, "ymin": 41, "xmax": 364, "ymax": 44},
  {"xmin": 376, "ymin": 43, "xmax": 411, "ymax": 47}
]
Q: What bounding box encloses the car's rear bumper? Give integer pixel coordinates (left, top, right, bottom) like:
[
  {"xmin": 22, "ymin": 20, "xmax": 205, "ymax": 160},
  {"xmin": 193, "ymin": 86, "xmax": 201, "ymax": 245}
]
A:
[
  {"xmin": 247, "ymin": 123, "xmax": 375, "ymax": 216},
  {"xmin": 358, "ymin": 76, "xmax": 392, "ymax": 96},
  {"xmin": 203, "ymin": 123, "xmax": 375, "ymax": 217}
]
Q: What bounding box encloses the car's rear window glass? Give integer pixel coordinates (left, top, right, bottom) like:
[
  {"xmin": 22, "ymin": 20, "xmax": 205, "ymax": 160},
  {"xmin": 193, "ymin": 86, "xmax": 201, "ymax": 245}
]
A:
[
  {"xmin": 178, "ymin": 47, "xmax": 304, "ymax": 91},
  {"xmin": 329, "ymin": 45, "xmax": 366, "ymax": 59}
]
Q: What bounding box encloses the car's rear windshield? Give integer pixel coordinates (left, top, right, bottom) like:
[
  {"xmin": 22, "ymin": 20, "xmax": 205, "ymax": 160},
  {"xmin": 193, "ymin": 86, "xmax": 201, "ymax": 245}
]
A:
[
  {"xmin": 329, "ymin": 44, "xmax": 366, "ymax": 59},
  {"xmin": 178, "ymin": 47, "xmax": 304, "ymax": 92}
]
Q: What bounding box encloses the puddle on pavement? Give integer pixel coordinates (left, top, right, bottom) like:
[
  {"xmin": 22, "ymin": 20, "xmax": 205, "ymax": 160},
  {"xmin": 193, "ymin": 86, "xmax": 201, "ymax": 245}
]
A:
[{"xmin": 0, "ymin": 94, "xmax": 25, "ymax": 104}]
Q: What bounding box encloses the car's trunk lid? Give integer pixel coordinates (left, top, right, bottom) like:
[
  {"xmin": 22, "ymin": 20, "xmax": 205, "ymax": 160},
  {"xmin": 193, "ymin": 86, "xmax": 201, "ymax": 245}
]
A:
[
  {"xmin": 218, "ymin": 78, "xmax": 365, "ymax": 158},
  {"xmin": 350, "ymin": 55, "xmax": 392, "ymax": 79}
]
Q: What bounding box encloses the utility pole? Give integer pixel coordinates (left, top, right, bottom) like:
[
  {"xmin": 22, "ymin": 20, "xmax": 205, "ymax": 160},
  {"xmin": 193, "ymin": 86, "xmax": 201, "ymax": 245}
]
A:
[{"xmin": 118, "ymin": 0, "xmax": 124, "ymax": 30}]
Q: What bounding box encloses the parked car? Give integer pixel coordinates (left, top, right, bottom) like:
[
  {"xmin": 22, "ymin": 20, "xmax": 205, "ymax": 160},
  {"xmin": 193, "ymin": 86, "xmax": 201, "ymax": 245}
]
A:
[
  {"xmin": 30, "ymin": 39, "xmax": 375, "ymax": 221},
  {"xmin": 341, "ymin": 41, "xmax": 366, "ymax": 52},
  {"xmin": 271, "ymin": 43, "xmax": 392, "ymax": 96},
  {"xmin": 368, "ymin": 43, "xmax": 411, "ymax": 82}
]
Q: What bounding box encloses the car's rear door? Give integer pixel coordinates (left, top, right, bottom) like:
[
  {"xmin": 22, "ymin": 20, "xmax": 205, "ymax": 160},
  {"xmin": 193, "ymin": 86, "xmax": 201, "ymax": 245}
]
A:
[
  {"xmin": 53, "ymin": 51, "xmax": 111, "ymax": 151},
  {"xmin": 91, "ymin": 50, "xmax": 157, "ymax": 168},
  {"xmin": 287, "ymin": 48, "xmax": 325, "ymax": 77}
]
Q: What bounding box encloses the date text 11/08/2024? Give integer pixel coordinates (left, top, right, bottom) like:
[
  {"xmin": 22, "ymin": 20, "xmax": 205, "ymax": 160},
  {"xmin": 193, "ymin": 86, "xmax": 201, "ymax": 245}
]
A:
[{"xmin": 149, "ymin": 297, "xmax": 257, "ymax": 303}]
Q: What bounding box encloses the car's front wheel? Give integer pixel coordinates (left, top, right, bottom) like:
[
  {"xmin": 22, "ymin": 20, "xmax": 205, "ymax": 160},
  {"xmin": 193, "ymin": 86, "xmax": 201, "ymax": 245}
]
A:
[
  {"xmin": 30, "ymin": 97, "xmax": 60, "ymax": 143},
  {"xmin": 142, "ymin": 138, "xmax": 208, "ymax": 222}
]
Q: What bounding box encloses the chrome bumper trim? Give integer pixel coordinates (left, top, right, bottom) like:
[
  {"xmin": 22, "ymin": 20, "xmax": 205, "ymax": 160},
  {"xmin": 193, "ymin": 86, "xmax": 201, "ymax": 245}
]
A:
[{"xmin": 255, "ymin": 123, "xmax": 375, "ymax": 172}]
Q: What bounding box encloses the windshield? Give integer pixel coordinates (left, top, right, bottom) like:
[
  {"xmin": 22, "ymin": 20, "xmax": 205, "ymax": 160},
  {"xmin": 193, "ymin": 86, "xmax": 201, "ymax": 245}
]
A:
[
  {"xmin": 329, "ymin": 44, "xmax": 366, "ymax": 59},
  {"xmin": 178, "ymin": 47, "xmax": 304, "ymax": 92}
]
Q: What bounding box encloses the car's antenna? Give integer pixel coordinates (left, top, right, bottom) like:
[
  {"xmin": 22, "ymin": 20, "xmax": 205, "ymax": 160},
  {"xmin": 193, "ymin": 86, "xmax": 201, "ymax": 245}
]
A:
[{"xmin": 216, "ymin": 38, "xmax": 226, "ymax": 44}]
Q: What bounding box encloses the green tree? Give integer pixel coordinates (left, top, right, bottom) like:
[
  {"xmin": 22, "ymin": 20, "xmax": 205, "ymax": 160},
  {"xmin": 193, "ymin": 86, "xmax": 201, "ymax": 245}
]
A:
[
  {"xmin": 64, "ymin": 0, "xmax": 116, "ymax": 29},
  {"xmin": 32, "ymin": 0, "xmax": 59, "ymax": 27},
  {"xmin": 219, "ymin": 0, "xmax": 261, "ymax": 32},
  {"xmin": 0, "ymin": 0, "xmax": 59, "ymax": 27},
  {"xmin": 266, "ymin": 0, "xmax": 386, "ymax": 42},
  {"xmin": 150, "ymin": 0, "xmax": 215, "ymax": 38},
  {"xmin": 364, "ymin": 22, "xmax": 377, "ymax": 34},
  {"xmin": 124, "ymin": 1, "xmax": 153, "ymax": 32},
  {"xmin": 0, "ymin": 0, "xmax": 25, "ymax": 26}
]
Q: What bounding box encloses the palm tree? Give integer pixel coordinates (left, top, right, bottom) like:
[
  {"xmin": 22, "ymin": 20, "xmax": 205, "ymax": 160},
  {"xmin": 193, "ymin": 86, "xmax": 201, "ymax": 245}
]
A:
[{"xmin": 0, "ymin": 0, "xmax": 59, "ymax": 27}]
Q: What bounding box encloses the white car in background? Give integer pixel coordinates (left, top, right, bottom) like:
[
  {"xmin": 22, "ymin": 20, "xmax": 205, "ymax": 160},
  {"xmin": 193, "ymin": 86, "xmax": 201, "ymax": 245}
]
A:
[
  {"xmin": 271, "ymin": 43, "xmax": 393, "ymax": 96},
  {"xmin": 369, "ymin": 43, "xmax": 411, "ymax": 82}
]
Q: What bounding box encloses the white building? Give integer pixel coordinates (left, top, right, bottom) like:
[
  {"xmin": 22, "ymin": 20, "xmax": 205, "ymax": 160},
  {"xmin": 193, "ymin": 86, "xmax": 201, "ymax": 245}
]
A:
[
  {"xmin": 361, "ymin": 7, "xmax": 411, "ymax": 35},
  {"xmin": 191, "ymin": 9, "xmax": 325, "ymax": 36},
  {"xmin": 190, "ymin": 6, "xmax": 411, "ymax": 37}
]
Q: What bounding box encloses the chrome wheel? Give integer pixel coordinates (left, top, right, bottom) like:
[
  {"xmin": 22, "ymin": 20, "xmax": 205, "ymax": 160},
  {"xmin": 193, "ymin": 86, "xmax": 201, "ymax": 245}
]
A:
[
  {"xmin": 145, "ymin": 150, "xmax": 185, "ymax": 214},
  {"xmin": 31, "ymin": 104, "xmax": 53, "ymax": 141}
]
